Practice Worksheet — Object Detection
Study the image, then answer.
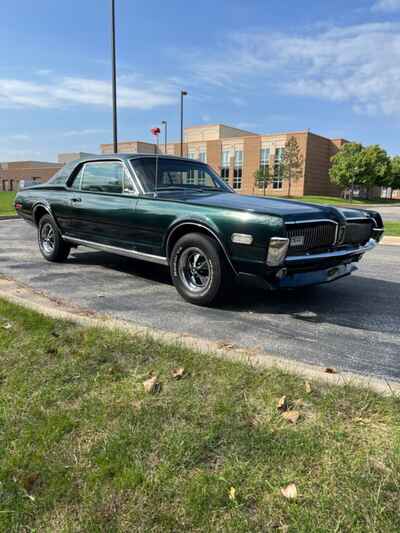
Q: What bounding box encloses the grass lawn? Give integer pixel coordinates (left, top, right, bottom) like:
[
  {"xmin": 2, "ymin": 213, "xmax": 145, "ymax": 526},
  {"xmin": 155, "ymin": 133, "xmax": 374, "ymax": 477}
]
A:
[
  {"xmin": 0, "ymin": 191, "xmax": 16, "ymax": 216},
  {"xmin": 0, "ymin": 299, "xmax": 399, "ymax": 532},
  {"xmin": 384, "ymin": 221, "xmax": 400, "ymax": 237},
  {"xmin": 289, "ymin": 195, "xmax": 400, "ymax": 206}
]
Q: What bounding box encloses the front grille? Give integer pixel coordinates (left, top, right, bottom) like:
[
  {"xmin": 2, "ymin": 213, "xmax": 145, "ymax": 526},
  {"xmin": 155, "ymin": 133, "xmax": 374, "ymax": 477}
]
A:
[
  {"xmin": 286, "ymin": 221, "xmax": 337, "ymax": 254},
  {"xmin": 343, "ymin": 220, "xmax": 373, "ymax": 245}
]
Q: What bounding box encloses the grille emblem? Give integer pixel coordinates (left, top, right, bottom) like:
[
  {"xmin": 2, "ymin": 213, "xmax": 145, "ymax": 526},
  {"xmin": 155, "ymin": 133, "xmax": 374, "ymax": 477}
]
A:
[{"xmin": 290, "ymin": 235, "xmax": 305, "ymax": 247}]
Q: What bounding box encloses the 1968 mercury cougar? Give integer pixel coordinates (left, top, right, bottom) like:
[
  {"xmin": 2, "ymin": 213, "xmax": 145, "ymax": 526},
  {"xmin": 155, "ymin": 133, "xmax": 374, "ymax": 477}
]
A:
[{"xmin": 15, "ymin": 154, "xmax": 384, "ymax": 305}]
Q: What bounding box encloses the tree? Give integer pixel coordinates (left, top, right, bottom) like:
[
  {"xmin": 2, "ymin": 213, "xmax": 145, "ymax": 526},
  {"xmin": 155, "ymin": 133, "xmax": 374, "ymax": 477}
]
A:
[
  {"xmin": 330, "ymin": 143, "xmax": 391, "ymax": 200},
  {"xmin": 254, "ymin": 166, "xmax": 270, "ymax": 196},
  {"xmin": 281, "ymin": 137, "xmax": 304, "ymax": 197},
  {"xmin": 360, "ymin": 144, "xmax": 391, "ymax": 198},
  {"xmin": 387, "ymin": 156, "xmax": 400, "ymax": 199},
  {"xmin": 329, "ymin": 143, "xmax": 366, "ymax": 198}
]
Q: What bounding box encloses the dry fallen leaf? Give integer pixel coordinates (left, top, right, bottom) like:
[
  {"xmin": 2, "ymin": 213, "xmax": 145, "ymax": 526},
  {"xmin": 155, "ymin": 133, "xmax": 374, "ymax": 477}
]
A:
[
  {"xmin": 143, "ymin": 376, "xmax": 161, "ymax": 394},
  {"xmin": 2, "ymin": 323, "xmax": 12, "ymax": 330},
  {"xmin": 370, "ymin": 458, "xmax": 391, "ymax": 474},
  {"xmin": 132, "ymin": 400, "xmax": 143, "ymax": 411},
  {"xmin": 282, "ymin": 410, "xmax": 300, "ymax": 424},
  {"xmin": 228, "ymin": 486, "xmax": 236, "ymax": 501},
  {"xmin": 171, "ymin": 367, "xmax": 185, "ymax": 380},
  {"xmin": 217, "ymin": 342, "xmax": 235, "ymax": 350},
  {"xmin": 277, "ymin": 395, "xmax": 288, "ymax": 412},
  {"xmin": 280, "ymin": 483, "xmax": 298, "ymax": 500},
  {"xmin": 305, "ymin": 381, "xmax": 312, "ymax": 393},
  {"xmin": 325, "ymin": 367, "xmax": 337, "ymax": 374}
]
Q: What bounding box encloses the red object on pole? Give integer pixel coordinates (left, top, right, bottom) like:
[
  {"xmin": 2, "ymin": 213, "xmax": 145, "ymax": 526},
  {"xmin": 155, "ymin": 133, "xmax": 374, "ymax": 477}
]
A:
[{"xmin": 151, "ymin": 127, "xmax": 161, "ymax": 136}]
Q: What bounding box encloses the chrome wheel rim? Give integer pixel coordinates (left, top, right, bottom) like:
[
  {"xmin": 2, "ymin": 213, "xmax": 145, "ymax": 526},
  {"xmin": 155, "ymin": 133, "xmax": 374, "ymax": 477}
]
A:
[
  {"xmin": 40, "ymin": 222, "xmax": 55, "ymax": 255},
  {"xmin": 178, "ymin": 247, "xmax": 212, "ymax": 293}
]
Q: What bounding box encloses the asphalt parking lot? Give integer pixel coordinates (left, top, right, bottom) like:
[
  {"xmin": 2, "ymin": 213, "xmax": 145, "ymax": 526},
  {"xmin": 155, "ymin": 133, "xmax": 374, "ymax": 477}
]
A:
[
  {"xmin": 370, "ymin": 205, "xmax": 400, "ymax": 222},
  {"xmin": 1, "ymin": 219, "xmax": 399, "ymax": 382}
]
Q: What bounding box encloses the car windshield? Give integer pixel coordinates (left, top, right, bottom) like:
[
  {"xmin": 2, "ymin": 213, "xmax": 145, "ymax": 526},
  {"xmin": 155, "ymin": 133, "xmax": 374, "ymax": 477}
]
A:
[{"xmin": 130, "ymin": 157, "xmax": 232, "ymax": 193}]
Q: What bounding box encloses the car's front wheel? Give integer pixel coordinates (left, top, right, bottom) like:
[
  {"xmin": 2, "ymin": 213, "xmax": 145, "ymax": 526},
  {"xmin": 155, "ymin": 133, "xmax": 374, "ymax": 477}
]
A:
[
  {"xmin": 38, "ymin": 214, "xmax": 71, "ymax": 262},
  {"xmin": 170, "ymin": 232, "xmax": 229, "ymax": 306}
]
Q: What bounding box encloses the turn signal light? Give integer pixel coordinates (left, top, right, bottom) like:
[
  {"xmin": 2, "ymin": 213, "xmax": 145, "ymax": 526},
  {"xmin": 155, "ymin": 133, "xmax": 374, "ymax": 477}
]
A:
[{"xmin": 266, "ymin": 237, "xmax": 290, "ymax": 266}]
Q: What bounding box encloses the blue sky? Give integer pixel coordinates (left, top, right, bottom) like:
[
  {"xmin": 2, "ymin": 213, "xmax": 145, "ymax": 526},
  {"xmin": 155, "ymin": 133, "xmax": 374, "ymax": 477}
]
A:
[{"xmin": 1, "ymin": 0, "xmax": 400, "ymax": 161}]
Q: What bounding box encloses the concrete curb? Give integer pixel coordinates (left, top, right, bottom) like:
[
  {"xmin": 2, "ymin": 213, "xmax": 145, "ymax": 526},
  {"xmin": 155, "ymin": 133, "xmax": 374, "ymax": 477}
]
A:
[
  {"xmin": 0, "ymin": 276, "xmax": 399, "ymax": 397},
  {"xmin": 382, "ymin": 236, "xmax": 400, "ymax": 246},
  {"xmin": 0, "ymin": 215, "xmax": 18, "ymax": 221}
]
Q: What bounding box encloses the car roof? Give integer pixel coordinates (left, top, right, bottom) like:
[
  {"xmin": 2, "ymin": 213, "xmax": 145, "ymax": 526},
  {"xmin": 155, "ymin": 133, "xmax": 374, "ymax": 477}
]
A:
[{"xmin": 74, "ymin": 153, "xmax": 200, "ymax": 164}]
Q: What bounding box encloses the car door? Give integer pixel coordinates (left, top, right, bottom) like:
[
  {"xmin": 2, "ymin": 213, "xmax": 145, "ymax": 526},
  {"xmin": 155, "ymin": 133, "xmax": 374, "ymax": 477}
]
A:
[{"xmin": 64, "ymin": 160, "xmax": 139, "ymax": 249}]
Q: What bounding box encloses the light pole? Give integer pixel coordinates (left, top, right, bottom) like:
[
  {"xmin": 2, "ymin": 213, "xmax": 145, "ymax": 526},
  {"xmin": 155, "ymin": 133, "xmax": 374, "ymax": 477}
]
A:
[
  {"xmin": 161, "ymin": 120, "xmax": 167, "ymax": 153},
  {"xmin": 111, "ymin": 0, "xmax": 118, "ymax": 153},
  {"xmin": 180, "ymin": 90, "xmax": 188, "ymax": 156}
]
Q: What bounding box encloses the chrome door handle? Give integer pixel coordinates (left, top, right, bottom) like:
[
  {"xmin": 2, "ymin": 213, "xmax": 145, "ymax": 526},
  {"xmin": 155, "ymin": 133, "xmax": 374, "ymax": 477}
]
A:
[{"xmin": 71, "ymin": 197, "xmax": 82, "ymax": 203}]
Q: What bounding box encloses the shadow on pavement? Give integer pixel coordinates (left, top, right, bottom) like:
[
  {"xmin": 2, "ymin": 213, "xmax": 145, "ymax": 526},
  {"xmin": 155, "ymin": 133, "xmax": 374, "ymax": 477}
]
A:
[{"xmin": 68, "ymin": 249, "xmax": 400, "ymax": 335}]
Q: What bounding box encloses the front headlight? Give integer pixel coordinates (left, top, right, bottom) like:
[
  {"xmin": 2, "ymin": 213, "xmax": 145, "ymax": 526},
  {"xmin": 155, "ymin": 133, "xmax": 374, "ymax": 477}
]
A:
[{"xmin": 266, "ymin": 237, "xmax": 290, "ymax": 266}]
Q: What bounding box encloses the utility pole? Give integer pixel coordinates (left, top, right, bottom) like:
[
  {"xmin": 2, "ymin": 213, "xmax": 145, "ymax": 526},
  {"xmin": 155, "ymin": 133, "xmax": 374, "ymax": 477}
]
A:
[
  {"xmin": 180, "ymin": 90, "xmax": 188, "ymax": 156},
  {"xmin": 111, "ymin": 0, "xmax": 118, "ymax": 153},
  {"xmin": 162, "ymin": 120, "xmax": 168, "ymax": 153}
]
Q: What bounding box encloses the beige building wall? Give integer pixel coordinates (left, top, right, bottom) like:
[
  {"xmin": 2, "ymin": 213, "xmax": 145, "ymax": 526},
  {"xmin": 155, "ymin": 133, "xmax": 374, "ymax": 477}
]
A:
[
  {"xmin": 0, "ymin": 161, "xmax": 62, "ymax": 191},
  {"xmin": 100, "ymin": 141, "xmax": 156, "ymax": 154},
  {"xmin": 58, "ymin": 152, "xmax": 96, "ymax": 164},
  {"xmin": 100, "ymin": 124, "xmax": 353, "ymax": 198}
]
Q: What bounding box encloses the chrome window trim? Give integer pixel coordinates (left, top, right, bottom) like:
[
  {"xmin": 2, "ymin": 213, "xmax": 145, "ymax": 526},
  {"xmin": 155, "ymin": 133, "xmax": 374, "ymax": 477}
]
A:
[
  {"xmin": 127, "ymin": 159, "xmax": 146, "ymax": 195},
  {"xmin": 68, "ymin": 160, "xmax": 139, "ymax": 196},
  {"xmin": 79, "ymin": 160, "xmax": 131, "ymax": 195},
  {"xmin": 62, "ymin": 236, "xmax": 168, "ymax": 265},
  {"xmin": 285, "ymin": 239, "xmax": 376, "ymax": 263}
]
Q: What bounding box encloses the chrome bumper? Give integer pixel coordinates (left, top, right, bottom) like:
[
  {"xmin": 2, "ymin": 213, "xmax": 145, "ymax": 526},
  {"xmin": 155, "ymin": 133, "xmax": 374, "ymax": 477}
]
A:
[{"xmin": 285, "ymin": 238, "xmax": 377, "ymax": 264}]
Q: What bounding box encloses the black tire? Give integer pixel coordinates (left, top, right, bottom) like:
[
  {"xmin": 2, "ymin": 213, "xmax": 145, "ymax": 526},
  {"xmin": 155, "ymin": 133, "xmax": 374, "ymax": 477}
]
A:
[
  {"xmin": 170, "ymin": 232, "xmax": 229, "ymax": 306},
  {"xmin": 38, "ymin": 214, "xmax": 71, "ymax": 262}
]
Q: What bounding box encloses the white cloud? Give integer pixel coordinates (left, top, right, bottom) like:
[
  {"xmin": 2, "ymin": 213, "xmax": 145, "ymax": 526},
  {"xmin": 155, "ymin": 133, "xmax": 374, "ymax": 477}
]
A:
[
  {"xmin": 372, "ymin": 0, "xmax": 400, "ymax": 12},
  {"xmin": 62, "ymin": 128, "xmax": 106, "ymax": 137},
  {"xmin": 36, "ymin": 69, "xmax": 52, "ymax": 76},
  {"xmin": 187, "ymin": 22, "xmax": 400, "ymax": 116},
  {"xmin": 0, "ymin": 149, "xmax": 42, "ymax": 161},
  {"xmin": 0, "ymin": 76, "xmax": 176, "ymax": 110},
  {"xmin": 7, "ymin": 134, "xmax": 31, "ymax": 141}
]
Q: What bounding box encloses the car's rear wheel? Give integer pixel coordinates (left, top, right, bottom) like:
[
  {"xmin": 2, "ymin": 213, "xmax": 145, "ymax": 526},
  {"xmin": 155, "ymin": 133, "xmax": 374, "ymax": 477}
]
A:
[
  {"xmin": 170, "ymin": 232, "xmax": 229, "ymax": 306},
  {"xmin": 38, "ymin": 214, "xmax": 71, "ymax": 262}
]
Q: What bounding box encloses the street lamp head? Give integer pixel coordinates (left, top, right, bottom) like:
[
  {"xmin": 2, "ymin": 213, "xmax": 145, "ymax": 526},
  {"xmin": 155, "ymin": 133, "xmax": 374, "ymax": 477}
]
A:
[
  {"xmin": 181, "ymin": 90, "xmax": 188, "ymax": 96},
  {"xmin": 161, "ymin": 120, "xmax": 167, "ymax": 125}
]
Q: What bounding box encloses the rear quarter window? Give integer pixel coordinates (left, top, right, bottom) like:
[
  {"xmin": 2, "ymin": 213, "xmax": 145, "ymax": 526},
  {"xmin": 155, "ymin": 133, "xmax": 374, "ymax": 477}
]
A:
[{"xmin": 48, "ymin": 161, "xmax": 76, "ymax": 185}]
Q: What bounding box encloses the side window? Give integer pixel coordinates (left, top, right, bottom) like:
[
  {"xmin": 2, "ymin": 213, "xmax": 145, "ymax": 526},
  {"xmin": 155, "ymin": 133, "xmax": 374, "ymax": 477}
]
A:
[
  {"xmin": 69, "ymin": 166, "xmax": 84, "ymax": 190},
  {"xmin": 123, "ymin": 168, "xmax": 136, "ymax": 193},
  {"xmin": 81, "ymin": 162, "xmax": 124, "ymax": 194}
]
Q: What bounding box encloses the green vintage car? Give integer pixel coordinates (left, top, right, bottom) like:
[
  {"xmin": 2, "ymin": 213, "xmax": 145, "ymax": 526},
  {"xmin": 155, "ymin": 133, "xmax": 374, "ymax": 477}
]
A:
[{"xmin": 15, "ymin": 154, "xmax": 384, "ymax": 305}]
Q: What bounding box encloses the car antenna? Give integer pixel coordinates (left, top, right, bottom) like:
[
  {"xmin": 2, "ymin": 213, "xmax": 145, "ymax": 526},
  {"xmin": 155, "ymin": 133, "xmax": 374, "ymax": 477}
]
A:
[{"xmin": 151, "ymin": 127, "xmax": 161, "ymax": 197}]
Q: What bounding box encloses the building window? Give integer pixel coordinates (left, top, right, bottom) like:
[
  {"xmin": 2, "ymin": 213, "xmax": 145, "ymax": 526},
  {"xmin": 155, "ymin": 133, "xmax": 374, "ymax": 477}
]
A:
[
  {"xmin": 259, "ymin": 147, "xmax": 270, "ymax": 185},
  {"xmin": 198, "ymin": 150, "xmax": 207, "ymax": 163},
  {"xmin": 188, "ymin": 151, "xmax": 196, "ymax": 160},
  {"xmin": 260, "ymin": 147, "xmax": 270, "ymax": 166},
  {"xmin": 233, "ymin": 150, "xmax": 243, "ymax": 189},
  {"xmin": 221, "ymin": 167, "xmax": 230, "ymax": 181},
  {"xmin": 221, "ymin": 150, "xmax": 230, "ymax": 182},
  {"xmin": 273, "ymin": 147, "xmax": 284, "ymax": 189}
]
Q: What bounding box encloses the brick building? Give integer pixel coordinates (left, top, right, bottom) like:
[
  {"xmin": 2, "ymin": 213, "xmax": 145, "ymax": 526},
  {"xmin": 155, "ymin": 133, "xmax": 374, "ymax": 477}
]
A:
[
  {"xmin": 101, "ymin": 124, "xmax": 348, "ymax": 197},
  {"xmin": 0, "ymin": 161, "xmax": 62, "ymax": 191}
]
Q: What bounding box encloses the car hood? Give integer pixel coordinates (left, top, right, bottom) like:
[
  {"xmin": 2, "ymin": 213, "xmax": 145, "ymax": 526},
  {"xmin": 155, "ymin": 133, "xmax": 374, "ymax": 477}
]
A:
[{"xmin": 170, "ymin": 191, "xmax": 345, "ymax": 222}]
